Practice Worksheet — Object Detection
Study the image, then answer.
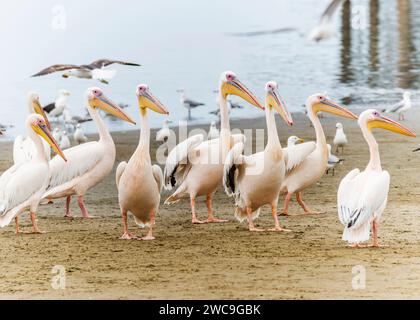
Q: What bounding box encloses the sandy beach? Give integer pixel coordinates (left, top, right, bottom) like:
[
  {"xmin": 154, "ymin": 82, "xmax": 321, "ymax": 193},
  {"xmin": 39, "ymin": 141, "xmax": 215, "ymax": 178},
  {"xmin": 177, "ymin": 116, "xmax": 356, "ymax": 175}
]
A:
[{"xmin": 1, "ymin": 110, "xmax": 420, "ymax": 300}]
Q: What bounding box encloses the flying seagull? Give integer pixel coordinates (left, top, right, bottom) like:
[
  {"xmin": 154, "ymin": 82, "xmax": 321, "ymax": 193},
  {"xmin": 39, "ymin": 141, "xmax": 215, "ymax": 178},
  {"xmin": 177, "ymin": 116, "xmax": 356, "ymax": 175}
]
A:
[
  {"xmin": 31, "ymin": 59, "xmax": 141, "ymax": 84},
  {"xmin": 308, "ymin": 0, "xmax": 346, "ymax": 42}
]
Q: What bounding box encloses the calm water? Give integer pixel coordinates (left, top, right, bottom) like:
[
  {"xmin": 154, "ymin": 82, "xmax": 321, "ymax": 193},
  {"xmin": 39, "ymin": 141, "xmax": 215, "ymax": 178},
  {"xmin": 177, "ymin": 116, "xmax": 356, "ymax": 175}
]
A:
[{"xmin": 0, "ymin": 0, "xmax": 419, "ymax": 138}]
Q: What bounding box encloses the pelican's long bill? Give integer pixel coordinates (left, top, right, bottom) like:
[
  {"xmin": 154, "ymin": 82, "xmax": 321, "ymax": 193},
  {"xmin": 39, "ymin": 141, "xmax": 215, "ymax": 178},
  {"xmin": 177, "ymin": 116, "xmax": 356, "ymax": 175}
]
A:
[
  {"xmin": 368, "ymin": 114, "xmax": 416, "ymax": 137},
  {"xmin": 92, "ymin": 95, "xmax": 136, "ymax": 125},
  {"xmin": 267, "ymin": 90, "xmax": 293, "ymax": 126},
  {"xmin": 32, "ymin": 99, "xmax": 51, "ymax": 130},
  {"xmin": 138, "ymin": 89, "xmax": 169, "ymax": 115},
  {"xmin": 316, "ymin": 97, "xmax": 358, "ymax": 120},
  {"xmin": 222, "ymin": 79, "xmax": 264, "ymax": 110},
  {"xmin": 31, "ymin": 122, "xmax": 67, "ymax": 161}
]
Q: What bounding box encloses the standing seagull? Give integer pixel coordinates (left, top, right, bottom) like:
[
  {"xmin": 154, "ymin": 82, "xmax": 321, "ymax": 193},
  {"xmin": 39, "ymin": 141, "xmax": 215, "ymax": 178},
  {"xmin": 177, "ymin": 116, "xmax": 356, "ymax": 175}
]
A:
[
  {"xmin": 338, "ymin": 109, "xmax": 415, "ymax": 247},
  {"xmin": 333, "ymin": 122, "xmax": 348, "ymax": 154},
  {"xmin": 326, "ymin": 144, "xmax": 344, "ymax": 175},
  {"xmin": 43, "ymin": 90, "xmax": 71, "ymax": 121},
  {"xmin": 31, "ymin": 59, "xmax": 141, "ymax": 84},
  {"xmin": 59, "ymin": 131, "xmax": 71, "ymax": 150},
  {"xmin": 383, "ymin": 91, "xmax": 412, "ymax": 121},
  {"xmin": 116, "ymin": 84, "xmax": 169, "ymax": 240},
  {"xmin": 308, "ymin": 0, "xmax": 346, "ymax": 42},
  {"xmin": 208, "ymin": 121, "xmax": 220, "ymax": 140},
  {"xmin": 73, "ymin": 124, "xmax": 88, "ymax": 144},
  {"xmin": 177, "ymin": 89, "xmax": 205, "ymax": 120},
  {"xmin": 156, "ymin": 119, "xmax": 171, "ymax": 143}
]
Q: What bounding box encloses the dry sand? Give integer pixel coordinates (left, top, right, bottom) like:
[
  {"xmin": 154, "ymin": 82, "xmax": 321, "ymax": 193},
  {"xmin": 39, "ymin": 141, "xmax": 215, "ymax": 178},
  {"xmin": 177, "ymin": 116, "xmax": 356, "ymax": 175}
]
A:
[{"xmin": 1, "ymin": 111, "xmax": 420, "ymax": 300}]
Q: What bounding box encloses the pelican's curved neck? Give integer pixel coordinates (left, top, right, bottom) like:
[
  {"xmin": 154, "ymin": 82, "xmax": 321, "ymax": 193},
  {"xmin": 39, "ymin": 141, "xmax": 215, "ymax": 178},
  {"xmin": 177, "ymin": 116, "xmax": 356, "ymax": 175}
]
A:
[
  {"xmin": 308, "ymin": 105, "xmax": 327, "ymax": 150},
  {"xmin": 218, "ymin": 92, "xmax": 231, "ymax": 152},
  {"xmin": 87, "ymin": 105, "xmax": 112, "ymax": 142},
  {"xmin": 361, "ymin": 124, "xmax": 381, "ymax": 171},
  {"xmin": 138, "ymin": 108, "xmax": 150, "ymax": 151},
  {"xmin": 265, "ymin": 105, "xmax": 281, "ymax": 150},
  {"xmin": 27, "ymin": 127, "xmax": 48, "ymax": 162}
]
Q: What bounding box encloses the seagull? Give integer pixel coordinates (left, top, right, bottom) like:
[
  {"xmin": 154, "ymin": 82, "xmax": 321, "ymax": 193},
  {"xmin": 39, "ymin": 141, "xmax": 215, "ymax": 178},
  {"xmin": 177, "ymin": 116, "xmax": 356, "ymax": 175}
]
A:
[
  {"xmin": 177, "ymin": 89, "xmax": 205, "ymax": 120},
  {"xmin": 308, "ymin": 0, "xmax": 346, "ymax": 42},
  {"xmin": 383, "ymin": 91, "xmax": 412, "ymax": 121},
  {"xmin": 43, "ymin": 89, "xmax": 70, "ymax": 121},
  {"xmin": 73, "ymin": 124, "xmax": 88, "ymax": 145},
  {"xmin": 31, "ymin": 59, "xmax": 141, "ymax": 84},
  {"xmin": 333, "ymin": 122, "xmax": 347, "ymax": 154},
  {"xmin": 52, "ymin": 127, "xmax": 62, "ymax": 142},
  {"xmin": 156, "ymin": 119, "xmax": 171, "ymax": 143},
  {"xmin": 63, "ymin": 108, "xmax": 92, "ymax": 128},
  {"xmin": 208, "ymin": 121, "xmax": 220, "ymax": 140},
  {"xmin": 287, "ymin": 135, "xmax": 304, "ymax": 147},
  {"xmin": 326, "ymin": 144, "xmax": 344, "ymax": 176},
  {"xmin": 59, "ymin": 131, "xmax": 71, "ymax": 150}
]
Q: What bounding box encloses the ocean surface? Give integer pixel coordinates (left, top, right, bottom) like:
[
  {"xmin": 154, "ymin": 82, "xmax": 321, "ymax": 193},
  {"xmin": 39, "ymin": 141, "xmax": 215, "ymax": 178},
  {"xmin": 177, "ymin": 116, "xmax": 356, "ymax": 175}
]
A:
[{"xmin": 0, "ymin": 0, "xmax": 419, "ymax": 139}]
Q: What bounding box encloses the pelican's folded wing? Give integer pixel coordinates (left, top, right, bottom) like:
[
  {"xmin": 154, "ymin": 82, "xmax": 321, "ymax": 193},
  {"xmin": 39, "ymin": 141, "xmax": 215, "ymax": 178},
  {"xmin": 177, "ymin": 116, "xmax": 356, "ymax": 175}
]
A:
[
  {"xmin": 223, "ymin": 142, "xmax": 245, "ymax": 197},
  {"xmin": 152, "ymin": 165, "xmax": 164, "ymax": 192},
  {"xmin": 282, "ymin": 141, "xmax": 316, "ymax": 172}
]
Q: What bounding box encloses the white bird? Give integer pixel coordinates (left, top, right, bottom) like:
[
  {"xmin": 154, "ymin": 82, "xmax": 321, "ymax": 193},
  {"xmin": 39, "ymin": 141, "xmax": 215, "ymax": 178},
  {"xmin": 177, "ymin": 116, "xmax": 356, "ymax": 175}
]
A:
[
  {"xmin": 116, "ymin": 84, "xmax": 169, "ymax": 240},
  {"xmin": 333, "ymin": 122, "xmax": 348, "ymax": 154},
  {"xmin": 177, "ymin": 89, "xmax": 205, "ymax": 120},
  {"xmin": 43, "ymin": 89, "xmax": 71, "ymax": 120},
  {"xmin": 164, "ymin": 71, "xmax": 264, "ymax": 224},
  {"xmin": 13, "ymin": 92, "xmax": 52, "ymax": 164},
  {"xmin": 280, "ymin": 94, "xmax": 358, "ymax": 215},
  {"xmin": 309, "ymin": 0, "xmax": 346, "ymax": 42},
  {"xmin": 42, "ymin": 87, "xmax": 136, "ymax": 218},
  {"xmin": 52, "ymin": 127, "xmax": 62, "ymax": 142},
  {"xmin": 208, "ymin": 121, "xmax": 220, "ymax": 140},
  {"xmin": 59, "ymin": 131, "xmax": 71, "ymax": 150},
  {"xmin": 338, "ymin": 109, "xmax": 416, "ymax": 247},
  {"xmin": 287, "ymin": 136, "xmax": 304, "ymax": 147},
  {"xmin": 383, "ymin": 91, "xmax": 412, "ymax": 121},
  {"xmin": 223, "ymin": 81, "xmax": 296, "ymax": 232},
  {"xmin": 156, "ymin": 119, "xmax": 171, "ymax": 143},
  {"xmin": 63, "ymin": 108, "xmax": 92, "ymax": 128},
  {"xmin": 0, "ymin": 114, "xmax": 66, "ymax": 233},
  {"xmin": 32, "ymin": 59, "xmax": 141, "ymax": 84},
  {"xmin": 73, "ymin": 124, "xmax": 88, "ymax": 144},
  {"xmin": 326, "ymin": 144, "xmax": 343, "ymax": 175}
]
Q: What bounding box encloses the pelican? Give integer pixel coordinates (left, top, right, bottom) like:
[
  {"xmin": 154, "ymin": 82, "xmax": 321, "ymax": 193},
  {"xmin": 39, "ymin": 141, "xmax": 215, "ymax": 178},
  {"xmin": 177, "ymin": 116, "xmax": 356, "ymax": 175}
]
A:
[
  {"xmin": 280, "ymin": 94, "xmax": 358, "ymax": 215},
  {"xmin": 338, "ymin": 109, "xmax": 415, "ymax": 247},
  {"xmin": 208, "ymin": 121, "xmax": 220, "ymax": 140},
  {"xmin": 0, "ymin": 114, "xmax": 66, "ymax": 233},
  {"xmin": 333, "ymin": 122, "xmax": 347, "ymax": 153},
  {"xmin": 308, "ymin": 0, "xmax": 346, "ymax": 42},
  {"xmin": 223, "ymin": 81, "xmax": 303, "ymax": 231},
  {"xmin": 326, "ymin": 144, "xmax": 344, "ymax": 176},
  {"xmin": 177, "ymin": 89, "xmax": 205, "ymax": 120},
  {"xmin": 59, "ymin": 131, "xmax": 71, "ymax": 150},
  {"xmin": 13, "ymin": 92, "xmax": 51, "ymax": 164},
  {"xmin": 164, "ymin": 71, "xmax": 264, "ymax": 224},
  {"xmin": 116, "ymin": 84, "xmax": 169, "ymax": 240},
  {"xmin": 74, "ymin": 124, "xmax": 88, "ymax": 144},
  {"xmin": 42, "ymin": 87, "xmax": 136, "ymax": 218},
  {"xmin": 156, "ymin": 119, "xmax": 171, "ymax": 143},
  {"xmin": 287, "ymin": 136, "xmax": 304, "ymax": 147},
  {"xmin": 43, "ymin": 90, "xmax": 70, "ymax": 120},
  {"xmin": 383, "ymin": 91, "xmax": 412, "ymax": 121},
  {"xmin": 32, "ymin": 59, "xmax": 141, "ymax": 84}
]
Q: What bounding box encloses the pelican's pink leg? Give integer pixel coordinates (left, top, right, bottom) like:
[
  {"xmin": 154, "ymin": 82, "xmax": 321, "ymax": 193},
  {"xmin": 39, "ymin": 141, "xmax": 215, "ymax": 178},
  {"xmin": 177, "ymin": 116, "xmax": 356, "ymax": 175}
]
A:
[
  {"xmin": 206, "ymin": 193, "xmax": 228, "ymax": 223},
  {"xmin": 369, "ymin": 220, "xmax": 387, "ymax": 247},
  {"xmin": 141, "ymin": 211, "xmax": 155, "ymax": 241},
  {"xmin": 296, "ymin": 191, "xmax": 322, "ymax": 215},
  {"xmin": 190, "ymin": 196, "xmax": 205, "ymax": 224},
  {"xmin": 120, "ymin": 209, "xmax": 137, "ymax": 240},
  {"xmin": 77, "ymin": 195, "xmax": 92, "ymax": 218},
  {"xmin": 30, "ymin": 211, "xmax": 45, "ymax": 234},
  {"xmin": 268, "ymin": 203, "xmax": 291, "ymax": 232},
  {"xmin": 279, "ymin": 192, "xmax": 293, "ymax": 216},
  {"xmin": 247, "ymin": 207, "xmax": 264, "ymax": 232},
  {"xmin": 64, "ymin": 196, "xmax": 73, "ymax": 218}
]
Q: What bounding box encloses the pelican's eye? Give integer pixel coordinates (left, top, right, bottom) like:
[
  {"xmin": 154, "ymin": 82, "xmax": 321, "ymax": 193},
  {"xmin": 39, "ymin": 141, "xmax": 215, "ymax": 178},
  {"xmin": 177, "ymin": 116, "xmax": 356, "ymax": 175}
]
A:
[
  {"xmin": 227, "ymin": 73, "xmax": 235, "ymax": 81},
  {"xmin": 373, "ymin": 111, "xmax": 380, "ymax": 117}
]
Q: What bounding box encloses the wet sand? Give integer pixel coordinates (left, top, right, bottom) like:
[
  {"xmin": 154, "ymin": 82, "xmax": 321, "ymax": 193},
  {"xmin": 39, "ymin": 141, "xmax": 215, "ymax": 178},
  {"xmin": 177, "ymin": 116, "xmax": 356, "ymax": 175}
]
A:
[{"xmin": 1, "ymin": 110, "xmax": 420, "ymax": 300}]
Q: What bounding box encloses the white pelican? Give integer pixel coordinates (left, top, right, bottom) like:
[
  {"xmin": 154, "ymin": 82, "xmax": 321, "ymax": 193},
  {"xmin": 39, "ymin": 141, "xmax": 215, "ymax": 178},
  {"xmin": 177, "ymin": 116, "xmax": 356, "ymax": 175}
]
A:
[
  {"xmin": 333, "ymin": 122, "xmax": 347, "ymax": 153},
  {"xmin": 42, "ymin": 87, "xmax": 136, "ymax": 218},
  {"xmin": 59, "ymin": 131, "xmax": 71, "ymax": 150},
  {"xmin": 280, "ymin": 94, "xmax": 358, "ymax": 215},
  {"xmin": 116, "ymin": 84, "xmax": 169, "ymax": 240},
  {"xmin": 308, "ymin": 0, "xmax": 345, "ymax": 42},
  {"xmin": 0, "ymin": 114, "xmax": 66, "ymax": 233},
  {"xmin": 32, "ymin": 59, "xmax": 141, "ymax": 84},
  {"xmin": 383, "ymin": 91, "xmax": 412, "ymax": 121},
  {"xmin": 177, "ymin": 89, "xmax": 205, "ymax": 120},
  {"xmin": 156, "ymin": 119, "xmax": 171, "ymax": 143},
  {"xmin": 13, "ymin": 92, "xmax": 52, "ymax": 164},
  {"xmin": 208, "ymin": 121, "xmax": 220, "ymax": 140},
  {"xmin": 223, "ymin": 81, "xmax": 301, "ymax": 232},
  {"xmin": 326, "ymin": 144, "xmax": 343, "ymax": 176},
  {"xmin": 43, "ymin": 89, "xmax": 70, "ymax": 120},
  {"xmin": 338, "ymin": 109, "xmax": 415, "ymax": 247},
  {"xmin": 287, "ymin": 136, "xmax": 304, "ymax": 147},
  {"xmin": 73, "ymin": 124, "xmax": 88, "ymax": 144},
  {"xmin": 164, "ymin": 71, "xmax": 264, "ymax": 224}
]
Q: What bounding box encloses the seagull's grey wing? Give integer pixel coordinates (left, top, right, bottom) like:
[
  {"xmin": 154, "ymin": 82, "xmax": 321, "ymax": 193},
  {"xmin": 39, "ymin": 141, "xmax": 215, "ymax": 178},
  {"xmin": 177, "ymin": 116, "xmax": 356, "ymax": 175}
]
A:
[
  {"xmin": 87, "ymin": 59, "xmax": 141, "ymax": 69},
  {"xmin": 230, "ymin": 102, "xmax": 244, "ymax": 109},
  {"xmin": 321, "ymin": 0, "xmax": 346, "ymax": 21},
  {"xmin": 31, "ymin": 64, "xmax": 85, "ymax": 77},
  {"xmin": 388, "ymin": 100, "xmax": 405, "ymax": 113},
  {"xmin": 43, "ymin": 102, "xmax": 56, "ymax": 113},
  {"xmin": 184, "ymin": 99, "xmax": 205, "ymax": 107}
]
